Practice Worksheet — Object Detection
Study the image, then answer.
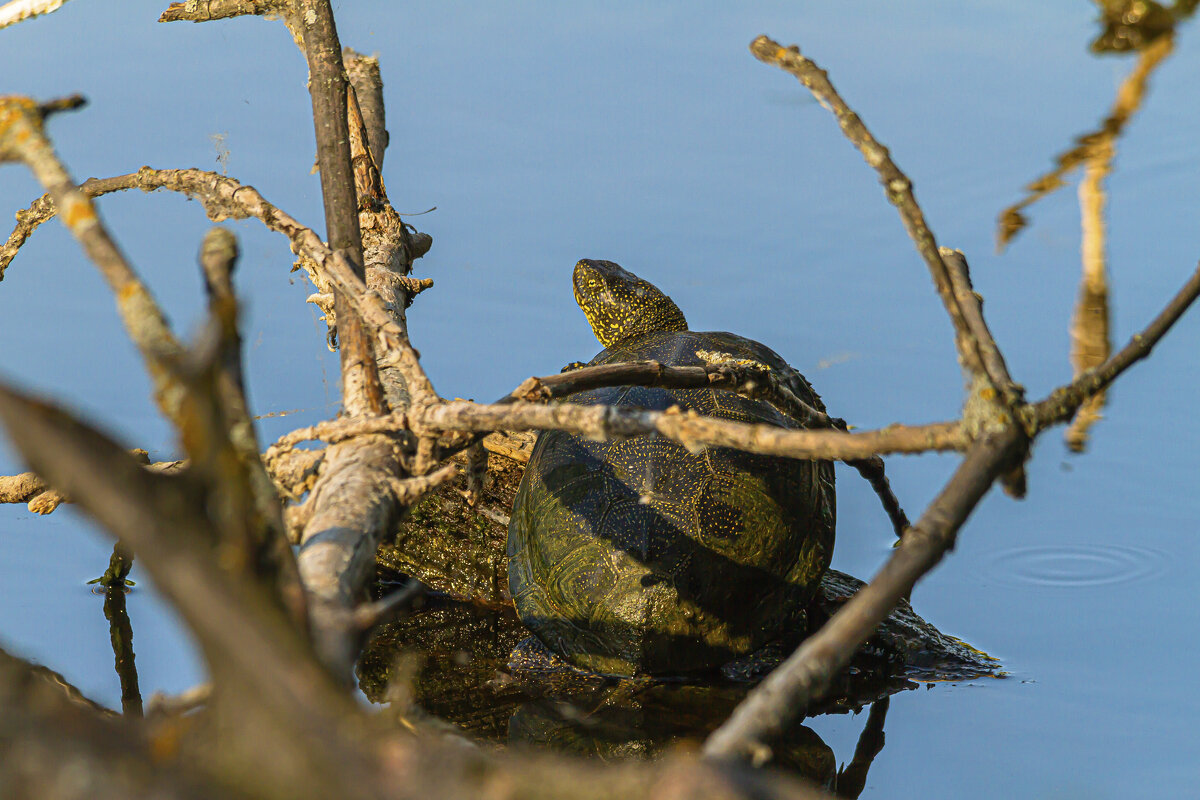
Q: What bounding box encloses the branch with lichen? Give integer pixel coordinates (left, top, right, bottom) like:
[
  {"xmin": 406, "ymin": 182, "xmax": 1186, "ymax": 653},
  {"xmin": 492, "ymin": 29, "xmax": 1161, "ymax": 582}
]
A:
[
  {"xmin": 0, "ymin": 97, "xmax": 193, "ymax": 429},
  {"xmin": 0, "ymin": 165, "xmax": 438, "ymax": 406},
  {"xmin": 158, "ymin": 0, "xmax": 286, "ymax": 23},
  {"xmin": 266, "ymin": 401, "xmax": 965, "ymax": 466}
]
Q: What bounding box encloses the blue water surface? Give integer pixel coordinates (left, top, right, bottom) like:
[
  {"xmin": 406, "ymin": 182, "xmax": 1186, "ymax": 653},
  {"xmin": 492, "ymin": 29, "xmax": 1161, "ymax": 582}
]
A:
[{"xmin": 1, "ymin": 2, "xmax": 1198, "ymax": 797}]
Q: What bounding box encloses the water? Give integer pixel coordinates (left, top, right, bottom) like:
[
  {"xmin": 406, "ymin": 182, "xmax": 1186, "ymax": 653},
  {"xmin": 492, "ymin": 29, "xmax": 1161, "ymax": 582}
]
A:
[{"xmin": 2, "ymin": 2, "xmax": 1199, "ymax": 796}]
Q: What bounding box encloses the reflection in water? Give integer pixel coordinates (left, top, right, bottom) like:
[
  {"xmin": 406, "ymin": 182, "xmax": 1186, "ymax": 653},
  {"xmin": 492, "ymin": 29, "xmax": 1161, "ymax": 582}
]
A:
[
  {"xmin": 93, "ymin": 543, "xmax": 143, "ymax": 717},
  {"xmin": 358, "ymin": 596, "xmax": 991, "ymax": 793},
  {"xmin": 997, "ymin": 3, "xmax": 1192, "ymax": 449},
  {"xmin": 1090, "ymin": 0, "xmax": 1197, "ymax": 53},
  {"xmin": 1067, "ymin": 82, "xmax": 1118, "ymax": 451},
  {"xmin": 506, "ymin": 691, "xmax": 888, "ymax": 797},
  {"xmin": 102, "ymin": 585, "xmax": 142, "ymax": 718},
  {"xmin": 995, "ymin": 31, "xmax": 1175, "ymax": 252}
]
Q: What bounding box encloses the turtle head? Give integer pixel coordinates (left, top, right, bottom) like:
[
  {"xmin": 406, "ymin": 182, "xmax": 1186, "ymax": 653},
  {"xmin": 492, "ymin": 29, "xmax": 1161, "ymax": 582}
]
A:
[{"xmin": 572, "ymin": 260, "xmax": 688, "ymax": 347}]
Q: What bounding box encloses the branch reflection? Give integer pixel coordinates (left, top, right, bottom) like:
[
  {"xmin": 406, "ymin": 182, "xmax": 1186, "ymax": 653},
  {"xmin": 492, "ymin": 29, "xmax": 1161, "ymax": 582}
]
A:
[{"xmin": 998, "ymin": 2, "xmax": 1194, "ymax": 449}]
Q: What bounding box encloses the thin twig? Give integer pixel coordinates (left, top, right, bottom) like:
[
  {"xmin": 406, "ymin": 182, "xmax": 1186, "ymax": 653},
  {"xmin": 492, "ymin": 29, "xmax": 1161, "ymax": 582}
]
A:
[
  {"xmin": 266, "ymin": 401, "xmax": 965, "ymax": 465},
  {"xmin": 846, "ymin": 456, "xmax": 909, "ymax": 537},
  {"xmin": 749, "ymin": 37, "xmax": 993, "ymax": 392},
  {"xmin": 510, "ymin": 360, "xmax": 837, "ymax": 429}
]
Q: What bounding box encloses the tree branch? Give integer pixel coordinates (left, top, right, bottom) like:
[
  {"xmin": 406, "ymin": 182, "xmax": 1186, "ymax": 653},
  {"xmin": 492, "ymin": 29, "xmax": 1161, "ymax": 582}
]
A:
[
  {"xmin": 704, "ymin": 426, "xmax": 1027, "ymax": 762},
  {"xmin": 0, "ymin": 167, "xmax": 438, "ymax": 415},
  {"xmin": 749, "ymin": 37, "xmax": 993, "ymax": 394},
  {"xmin": 297, "ymin": 0, "xmax": 386, "ymax": 416},
  {"xmin": 158, "ymin": 0, "xmax": 286, "ymax": 23},
  {"xmin": 0, "ymin": 98, "xmax": 190, "ymax": 426},
  {"xmin": 267, "ymin": 401, "xmax": 965, "ymax": 465}
]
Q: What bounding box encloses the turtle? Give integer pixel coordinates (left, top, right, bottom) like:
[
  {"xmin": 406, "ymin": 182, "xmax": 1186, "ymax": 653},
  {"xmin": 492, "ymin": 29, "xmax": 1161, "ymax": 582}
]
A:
[{"xmin": 507, "ymin": 259, "xmax": 836, "ymax": 677}]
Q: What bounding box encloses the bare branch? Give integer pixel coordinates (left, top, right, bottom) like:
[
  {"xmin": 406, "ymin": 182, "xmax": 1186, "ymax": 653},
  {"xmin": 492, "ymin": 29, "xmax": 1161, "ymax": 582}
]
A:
[
  {"xmin": 296, "ymin": 0, "xmax": 386, "ymax": 416},
  {"xmin": 704, "ymin": 426, "xmax": 1026, "ymax": 762},
  {"xmin": 345, "ymin": 67, "xmax": 435, "ymax": 411},
  {"xmin": 422, "ymin": 400, "xmax": 964, "ymax": 460},
  {"xmin": 296, "ymin": 435, "xmax": 403, "ymax": 677},
  {"xmin": 0, "ymin": 98, "xmax": 190, "ymax": 426},
  {"xmin": 345, "ymin": 49, "xmax": 388, "ymax": 170},
  {"xmin": 0, "ymin": 167, "xmax": 439, "ymax": 406},
  {"xmin": 0, "ymin": 381, "xmax": 390, "ymax": 800},
  {"xmin": 290, "ymin": 29, "xmax": 445, "ymax": 675},
  {"xmin": 268, "ymin": 401, "xmax": 964, "ymax": 465},
  {"xmin": 749, "ymin": 37, "xmax": 993, "ymax": 392},
  {"xmin": 0, "ymin": 450, "xmax": 314, "ymax": 513}
]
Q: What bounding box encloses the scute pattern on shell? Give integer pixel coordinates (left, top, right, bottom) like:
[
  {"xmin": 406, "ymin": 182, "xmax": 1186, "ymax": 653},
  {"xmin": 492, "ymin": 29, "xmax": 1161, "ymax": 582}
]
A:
[{"xmin": 508, "ymin": 326, "xmax": 836, "ymax": 676}]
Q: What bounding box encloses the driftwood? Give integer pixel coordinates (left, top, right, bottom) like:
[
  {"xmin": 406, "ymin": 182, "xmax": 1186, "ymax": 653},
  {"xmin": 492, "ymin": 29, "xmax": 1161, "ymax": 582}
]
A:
[{"xmin": 0, "ymin": 2, "xmax": 1197, "ymax": 798}]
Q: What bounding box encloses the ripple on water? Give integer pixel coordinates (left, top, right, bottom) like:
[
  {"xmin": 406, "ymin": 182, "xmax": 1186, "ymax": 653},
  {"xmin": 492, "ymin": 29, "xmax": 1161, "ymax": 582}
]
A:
[{"xmin": 981, "ymin": 543, "xmax": 1168, "ymax": 589}]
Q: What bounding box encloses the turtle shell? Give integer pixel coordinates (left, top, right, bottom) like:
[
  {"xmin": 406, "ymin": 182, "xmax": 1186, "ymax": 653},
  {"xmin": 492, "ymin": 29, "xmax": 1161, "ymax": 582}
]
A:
[{"xmin": 507, "ymin": 330, "xmax": 835, "ymax": 676}]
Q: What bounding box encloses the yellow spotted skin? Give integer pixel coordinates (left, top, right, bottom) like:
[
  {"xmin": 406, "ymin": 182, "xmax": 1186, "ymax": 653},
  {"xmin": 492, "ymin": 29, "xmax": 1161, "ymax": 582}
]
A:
[
  {"xmin": 572, "ymin": 259, "xmax": 688, "ymax": 347},
  {"xmin": 508, "ymin": 261, "xmax": 835, "ymax": 676}
]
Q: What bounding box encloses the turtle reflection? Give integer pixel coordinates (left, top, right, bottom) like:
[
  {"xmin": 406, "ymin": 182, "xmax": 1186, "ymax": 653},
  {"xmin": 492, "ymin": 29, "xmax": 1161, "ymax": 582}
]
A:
[{"xmin": 357, "ymin": 589, "xmax": 998, "ymax": 793}]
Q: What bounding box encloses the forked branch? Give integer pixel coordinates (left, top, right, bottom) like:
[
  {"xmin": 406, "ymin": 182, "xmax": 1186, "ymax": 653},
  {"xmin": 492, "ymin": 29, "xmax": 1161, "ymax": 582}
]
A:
[
  {"xmin": 749, "ymin": 36, "xmax": 999, "ymax": 398},
  {"xmin": 701, "ymin": 33, "xmax": 1200, "ymax": 763}
]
